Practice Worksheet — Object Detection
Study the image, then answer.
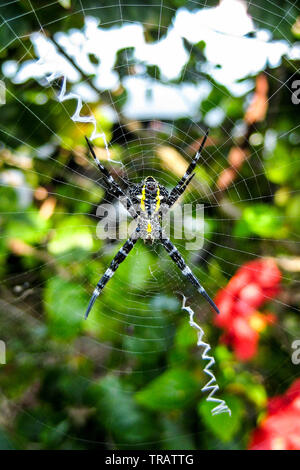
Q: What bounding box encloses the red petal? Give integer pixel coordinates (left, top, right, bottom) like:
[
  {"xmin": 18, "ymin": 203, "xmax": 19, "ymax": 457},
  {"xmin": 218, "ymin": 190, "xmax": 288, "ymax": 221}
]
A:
[{"xmin": 239, "ymin": 283, "xmax": 265, "ymax": 308}]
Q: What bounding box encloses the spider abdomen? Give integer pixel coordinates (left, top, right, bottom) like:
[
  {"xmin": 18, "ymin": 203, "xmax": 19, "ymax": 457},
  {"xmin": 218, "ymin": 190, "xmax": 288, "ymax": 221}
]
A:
[
  {"xmin": 139, "ymin": 212, "xmax": 161, "ymax": 242},
  {"xmin": 133, "ymin": 177, "xmax": 167, "ymax": 242}
]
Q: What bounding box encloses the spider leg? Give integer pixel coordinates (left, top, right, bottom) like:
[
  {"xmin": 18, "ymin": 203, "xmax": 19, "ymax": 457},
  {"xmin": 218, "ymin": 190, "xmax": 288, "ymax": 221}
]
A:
[
  {"xmin": 85, "ymin": 136, "xmax": 137, "ymax": 218},
  {"xmin": 168, "ymin": 129, "xmax": 209, "ymax": 207},
  {"xmin": 85, "ymin": 229, "xmax": 140, "ymax": 319},
  {"xmin": 160, "ymin": 234, "xmax": 219, "ymax": 314}
]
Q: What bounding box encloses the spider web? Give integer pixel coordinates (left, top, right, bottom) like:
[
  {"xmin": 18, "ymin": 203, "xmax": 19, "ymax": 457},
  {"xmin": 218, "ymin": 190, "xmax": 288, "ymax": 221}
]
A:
[{"xmin": 0, "ymin": 0, "xmax": 300, "ymax": 450}]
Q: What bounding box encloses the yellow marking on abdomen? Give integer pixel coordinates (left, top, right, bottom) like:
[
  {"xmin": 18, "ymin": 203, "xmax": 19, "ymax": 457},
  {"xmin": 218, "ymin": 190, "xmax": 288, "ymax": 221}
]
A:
[
  {"xmin": 155, "ymin": 186, "xmax": 160, "ymax": 212},
  {"xmin": 140, "ymin": 184, "xmax": 146, "ymax": 211},
  {"xmin": 147, "ymin": 222, "xmax": 152, "ymax": 233}
]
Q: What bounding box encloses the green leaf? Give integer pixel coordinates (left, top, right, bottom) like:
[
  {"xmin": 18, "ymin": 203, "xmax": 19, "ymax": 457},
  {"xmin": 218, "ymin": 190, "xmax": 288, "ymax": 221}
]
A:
[
  {"xmin": 58, "ymin": 0, "xmax": 71, "ymax": 8},
  {"xmin": 88, "ymin": 375, "xmax": 155, "ymax": 447},
  {"xmin": 123, "ymin": 320, "xmax": 171, "ymax": 365},
  {"xmin": 228, "ymin": 371, "xmax": 267, "ymax": 408},
  {"xmin": 0, "ymin": 429, "xmax": 14, "ymax": 450},
  {"xmin": 286, "ymin": 195, "xmax": 300, "ymax": 233},
  {"xmin": 48, "ymin": 216, "xmax": 94, "ymax": 255},
  {"xmin": 265, "ymin": 141, "xmax": 300, "ymax": 186},
  {"xmin": 136, "ymin": 369, "xmax": 198, "ymax": 411},
  {"xmin": 236, "ymin": 204, "xmax": 287, "ymax": 238},
  {"xmin": 40, "ymin": 420, "xmax": 69, "ymax": 447},
  {"xmin": 44, "ymin": 277, "xmax": 86, "ymax": 339},
  {"xmin": 174, "ymin": 320, "xmax": 197, "ymax": 350},
  {"xmin": 88, "ymin": 53, "xmax": 100, "ymax": 65},
  {"xmin": 5, "ymin": 210, "xmax": 50, "ymax": 244},
  {"xmin": 198, "ymin": 395, "xmax": 244, "ymax": 442},
  {"xmin": 160, "ymin": 417, "xmax": 196, "ymax": 450},
  {"xmin": 0, "ymin": 186, "xmax": 18, "ymax": 212}
]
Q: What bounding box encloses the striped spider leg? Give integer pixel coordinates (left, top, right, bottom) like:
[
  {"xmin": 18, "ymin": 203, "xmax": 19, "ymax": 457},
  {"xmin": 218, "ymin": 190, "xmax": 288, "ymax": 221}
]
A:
[
  {"xmin": 162, "ymin": 129, "xmax": 219, "ymax": 312},
  {"xmin": 85, "ymin": 227, "xmax": 141, "ymax": 319},
  {"xmin": 85, "ymin": 136, "xmax": 137, "ymax": 219},
  {"xmin": 160, "ymin": 230, "xmax": 219, "ymax": 314},
  {"xmin": 168, "ymin": 129, "xmax": 209, "ymax": 207}
]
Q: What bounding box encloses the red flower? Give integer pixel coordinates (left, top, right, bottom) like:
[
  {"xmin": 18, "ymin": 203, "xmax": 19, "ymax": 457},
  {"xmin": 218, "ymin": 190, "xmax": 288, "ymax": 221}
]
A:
[
  {"xmin": 249, "ymin": 379, "xmax": 300, "ymax": 450},
  {"xmin": 221, "ymin": 316, "xmax": 259, "ymax": 361},
  {"xmin": 214, "ymin": 259, "xmax": 281, "ymax": 361}
]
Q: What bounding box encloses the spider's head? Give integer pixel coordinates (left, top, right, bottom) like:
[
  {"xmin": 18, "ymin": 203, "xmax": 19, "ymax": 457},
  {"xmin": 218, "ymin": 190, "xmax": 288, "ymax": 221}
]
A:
[{"xmin": 144, "ymin": 176, "xmax": 158, "ymax": 193}]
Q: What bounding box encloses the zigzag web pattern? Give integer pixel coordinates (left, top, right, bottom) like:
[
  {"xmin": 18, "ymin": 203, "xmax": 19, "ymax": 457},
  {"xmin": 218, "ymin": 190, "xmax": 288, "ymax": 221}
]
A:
[
  {"xmin": 46, "ymin": 71, "xmax": 112, "ymax": 159},
  {"xmin": 182, "ymin": 295, "xmax": 231, "ymax": 416}
]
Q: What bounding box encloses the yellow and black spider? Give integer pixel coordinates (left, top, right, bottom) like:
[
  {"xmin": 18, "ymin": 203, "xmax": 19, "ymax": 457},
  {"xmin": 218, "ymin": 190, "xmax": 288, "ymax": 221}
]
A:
[{"xmin": 84, "ymin": 131, "xmax": 219, "ymax": 319}]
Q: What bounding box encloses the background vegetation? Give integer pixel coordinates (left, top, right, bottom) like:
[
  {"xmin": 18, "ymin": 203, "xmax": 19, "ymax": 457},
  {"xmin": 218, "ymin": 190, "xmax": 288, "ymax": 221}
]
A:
[{"xmin": 0, "ymin": 0, "xmax": 299, "ymax": 450}]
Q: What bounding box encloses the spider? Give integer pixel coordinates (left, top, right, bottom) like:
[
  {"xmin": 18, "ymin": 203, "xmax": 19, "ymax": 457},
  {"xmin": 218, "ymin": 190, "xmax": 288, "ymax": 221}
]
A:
[{"xmin": 84, "ymin": 131, "xmax": 219, "ymax": 319}]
